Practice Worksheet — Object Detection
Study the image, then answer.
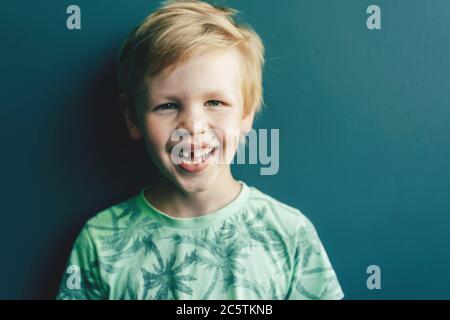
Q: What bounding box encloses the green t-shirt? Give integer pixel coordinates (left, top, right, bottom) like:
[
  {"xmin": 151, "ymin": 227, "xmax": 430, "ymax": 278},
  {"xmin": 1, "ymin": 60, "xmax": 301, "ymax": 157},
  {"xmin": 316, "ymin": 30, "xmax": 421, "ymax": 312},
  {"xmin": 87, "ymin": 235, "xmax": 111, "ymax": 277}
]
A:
[{"xmin": 57, "ymin": 181, "xmax": 344, "ymax": 300}]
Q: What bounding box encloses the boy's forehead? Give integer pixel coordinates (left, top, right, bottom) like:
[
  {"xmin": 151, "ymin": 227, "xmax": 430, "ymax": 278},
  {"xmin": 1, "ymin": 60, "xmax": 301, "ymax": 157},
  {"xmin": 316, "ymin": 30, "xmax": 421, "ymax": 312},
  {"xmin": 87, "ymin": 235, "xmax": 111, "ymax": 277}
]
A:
[{"xmin": 144, "ymin": 49, "xmax": 242, "ymax": 98}]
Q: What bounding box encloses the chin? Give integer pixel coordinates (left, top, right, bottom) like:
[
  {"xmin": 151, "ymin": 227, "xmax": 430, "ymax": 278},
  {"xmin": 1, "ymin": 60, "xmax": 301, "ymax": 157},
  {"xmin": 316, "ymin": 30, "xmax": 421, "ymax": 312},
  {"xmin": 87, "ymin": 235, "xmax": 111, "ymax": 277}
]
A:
[
  {"xmin": 175, "ymin": 176, "xmax": 212, "ymax": 193},
  {"xmin": 164, "ymin": 154, "xmax": 222, "ymax": 193}
]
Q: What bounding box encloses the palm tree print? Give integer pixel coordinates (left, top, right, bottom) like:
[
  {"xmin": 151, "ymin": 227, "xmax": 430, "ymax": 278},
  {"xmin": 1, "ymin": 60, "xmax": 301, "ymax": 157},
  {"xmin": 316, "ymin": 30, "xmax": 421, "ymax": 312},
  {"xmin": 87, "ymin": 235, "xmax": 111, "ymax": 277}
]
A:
[
  {"xmin": 140, "ymin": 248, "xmax": 200, "ymax": 299},
  {"xmin": 240, "ymin": 276, "xmax": 285, "ymax": 300},
  {"xmin": 294, "ymin": 272, "xmax": 341, "ymax": 300},
  {"xmin": 296, "ymin": 220, "xmax": 324, "ymax": 269},
  {"xmin": 238, "ymin": 207, "xmax": 294, "ymax": 275},
  {"xmin": 87, "ymin": 198, "xmax": 162, "ymax": 272},
  {"xmin": 164, "ymin": 219, "xmax": 274, "ymax": 299},
  {"xmin": 289, "ymin": 220, "xmax": 341, "ymax": 299},
  {"xmin": 164, "ymin": 227, "xmax": 245, "ymax": 298}
]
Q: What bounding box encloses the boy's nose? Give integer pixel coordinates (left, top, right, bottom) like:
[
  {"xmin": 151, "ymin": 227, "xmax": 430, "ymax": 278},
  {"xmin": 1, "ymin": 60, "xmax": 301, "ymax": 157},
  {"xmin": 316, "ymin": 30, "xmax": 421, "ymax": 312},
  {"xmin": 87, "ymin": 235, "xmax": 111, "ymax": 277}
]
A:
[{"xmin": 177, "ymin": 108, "xmax": 209, "ymax": 135}]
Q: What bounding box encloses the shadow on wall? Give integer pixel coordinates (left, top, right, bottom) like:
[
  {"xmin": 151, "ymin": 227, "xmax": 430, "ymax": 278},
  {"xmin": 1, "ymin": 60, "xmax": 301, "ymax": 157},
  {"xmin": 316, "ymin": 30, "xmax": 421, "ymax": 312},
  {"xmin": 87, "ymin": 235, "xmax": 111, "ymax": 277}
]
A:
[{"xmin": 27, "ymin": 50, "xmax": 159, "ymax": 299}]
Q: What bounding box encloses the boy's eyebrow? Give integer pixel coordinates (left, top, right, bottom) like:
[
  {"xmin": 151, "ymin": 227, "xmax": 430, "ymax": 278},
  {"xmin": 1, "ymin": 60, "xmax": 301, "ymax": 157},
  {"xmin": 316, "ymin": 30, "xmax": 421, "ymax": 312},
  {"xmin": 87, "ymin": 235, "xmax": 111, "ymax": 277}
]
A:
[
  {"xmin": 202, "ymin": 90, "xmax": 229, "ymax": 99},
  {"xmin": 153, "ymin": 90, "xmax": 230, "ymax": 101}
]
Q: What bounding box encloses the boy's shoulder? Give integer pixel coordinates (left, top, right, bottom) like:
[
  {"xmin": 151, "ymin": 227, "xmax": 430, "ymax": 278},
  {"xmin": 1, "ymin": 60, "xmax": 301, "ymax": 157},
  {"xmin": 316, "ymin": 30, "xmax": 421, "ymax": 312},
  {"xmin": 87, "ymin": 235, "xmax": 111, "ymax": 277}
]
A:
[
  {"xmin": 247, "ymin": 184, "xmax": 301, "ymax": 214},
  {"xmin": 84, "ymin": 192, "xmax": 142, "ymax": 231},
  {"xmin": 246, "ymin": 184, "xmax": 317, "ymax": 236}
]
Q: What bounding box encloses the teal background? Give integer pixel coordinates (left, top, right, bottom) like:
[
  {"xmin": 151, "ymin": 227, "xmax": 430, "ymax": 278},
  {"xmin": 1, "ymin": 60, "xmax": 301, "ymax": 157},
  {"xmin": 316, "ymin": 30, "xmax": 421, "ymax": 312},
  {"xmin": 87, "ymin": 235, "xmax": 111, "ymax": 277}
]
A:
[{"xmin": 1, "ymin": 0, "xmax": 449, "ymax": 299}]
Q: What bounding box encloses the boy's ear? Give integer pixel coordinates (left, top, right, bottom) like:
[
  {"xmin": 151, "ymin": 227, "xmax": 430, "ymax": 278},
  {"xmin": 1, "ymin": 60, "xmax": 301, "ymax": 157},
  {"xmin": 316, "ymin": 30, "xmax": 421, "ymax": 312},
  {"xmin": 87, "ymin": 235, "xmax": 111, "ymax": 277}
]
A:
[
  {"xmin": 119, "ymin": 93, "xmax": 143, "ymax": 141},
  {"xmin": 241, "ymin": 110, "xmax": 255, "ymax": 136}
]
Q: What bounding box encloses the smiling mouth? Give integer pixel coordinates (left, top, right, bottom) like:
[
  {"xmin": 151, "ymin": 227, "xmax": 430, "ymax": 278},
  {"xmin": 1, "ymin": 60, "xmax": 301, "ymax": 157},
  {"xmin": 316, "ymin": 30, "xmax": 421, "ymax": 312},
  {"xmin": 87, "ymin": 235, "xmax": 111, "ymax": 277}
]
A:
[{"xmin": 174, "ymin": 146, "xmax": 218, "ymax": 173}]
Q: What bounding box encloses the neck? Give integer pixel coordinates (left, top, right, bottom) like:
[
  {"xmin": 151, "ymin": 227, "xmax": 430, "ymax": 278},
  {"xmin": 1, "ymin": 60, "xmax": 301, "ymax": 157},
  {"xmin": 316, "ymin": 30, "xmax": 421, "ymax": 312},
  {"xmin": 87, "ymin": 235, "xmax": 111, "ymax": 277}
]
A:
[{"xmin": 145, "ymin": 172, "xmax": 242, "ymax": 219}]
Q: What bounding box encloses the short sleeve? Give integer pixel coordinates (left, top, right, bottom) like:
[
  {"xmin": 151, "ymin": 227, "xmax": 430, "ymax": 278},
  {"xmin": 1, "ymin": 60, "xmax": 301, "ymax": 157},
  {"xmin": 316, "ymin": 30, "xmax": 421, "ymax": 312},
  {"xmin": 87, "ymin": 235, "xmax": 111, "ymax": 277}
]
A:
[
  {"xmin": 56, "ymin": 226, "xmax": 107, "ymax": 300},
  {"xmin": 286, "ymin": 217, "xmax": 344, "ymax": 300}
]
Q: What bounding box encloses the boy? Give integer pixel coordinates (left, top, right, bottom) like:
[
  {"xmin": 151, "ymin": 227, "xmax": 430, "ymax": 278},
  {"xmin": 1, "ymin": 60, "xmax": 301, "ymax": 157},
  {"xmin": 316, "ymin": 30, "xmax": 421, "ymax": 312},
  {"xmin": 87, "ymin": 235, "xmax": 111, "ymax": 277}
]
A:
[{"xmin": 57, "ymin": 0, "xmax": 344, "ymax": 300}]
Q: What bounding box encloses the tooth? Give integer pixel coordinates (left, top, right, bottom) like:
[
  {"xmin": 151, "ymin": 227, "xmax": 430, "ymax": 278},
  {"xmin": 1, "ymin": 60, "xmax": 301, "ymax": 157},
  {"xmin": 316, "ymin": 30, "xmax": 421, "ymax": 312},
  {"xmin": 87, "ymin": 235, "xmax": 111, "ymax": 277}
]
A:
[
  {"xmin": 191, "ymin": 148, "xmax": 208, "ymax": 158},
  {"xmin": 179, "ymin": 150, "xmax": 189, "ymax": 159},
  {"xmin": 201, "ymin": 148, "xmax": 212, "ymax": 157},
  {"xmin": 178, "ymin": 147, "xmax": 214, "ymax": 164}
]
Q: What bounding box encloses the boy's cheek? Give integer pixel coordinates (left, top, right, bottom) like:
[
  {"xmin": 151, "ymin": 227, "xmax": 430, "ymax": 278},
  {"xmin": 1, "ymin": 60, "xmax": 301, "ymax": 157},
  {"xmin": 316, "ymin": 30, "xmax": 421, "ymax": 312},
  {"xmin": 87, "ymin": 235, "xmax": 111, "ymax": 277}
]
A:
[
  {"xmin": 141, "ymin": 126, "xmax": 169, "ymax": 156},
  {"xmin": 218, "ymin": 132, "xmax": 241, "ymax": 164},
  {"xmin": 143, "ymin": 116, "xmax": 169, "ymax": 139}
]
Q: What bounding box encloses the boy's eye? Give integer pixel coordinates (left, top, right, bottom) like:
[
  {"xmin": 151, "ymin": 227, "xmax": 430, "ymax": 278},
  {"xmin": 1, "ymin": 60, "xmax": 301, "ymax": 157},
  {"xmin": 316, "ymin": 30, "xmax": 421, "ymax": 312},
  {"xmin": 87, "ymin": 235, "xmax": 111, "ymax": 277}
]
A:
[
  {"xmin": 154, "ymin": 100, "xmax": 224, "ymax": 111},
  {"xmin": 155, "ymin": 103, "xmax": 178, "ymax": 111},
  {"xmin": 205, "ymin": 100, "xmax": 224, "ymax": 107}
]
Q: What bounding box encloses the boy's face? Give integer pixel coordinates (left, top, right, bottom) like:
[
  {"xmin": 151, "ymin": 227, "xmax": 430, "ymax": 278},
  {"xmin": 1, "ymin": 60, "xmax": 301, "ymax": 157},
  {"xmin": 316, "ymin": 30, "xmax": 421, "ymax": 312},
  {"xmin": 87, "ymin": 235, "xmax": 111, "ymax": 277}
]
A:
[{"xmin": 122, "ymin": 48, "xmax": 254, "ymax": 193}]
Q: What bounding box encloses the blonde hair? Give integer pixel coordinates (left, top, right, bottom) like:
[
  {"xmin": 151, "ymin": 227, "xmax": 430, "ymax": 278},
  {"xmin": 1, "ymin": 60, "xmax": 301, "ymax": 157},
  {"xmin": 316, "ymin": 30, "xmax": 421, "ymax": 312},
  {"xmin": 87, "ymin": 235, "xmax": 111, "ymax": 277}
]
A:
[{"xmin": 116, "ymin": 0, "xmax": 265, "ymax": 122}]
